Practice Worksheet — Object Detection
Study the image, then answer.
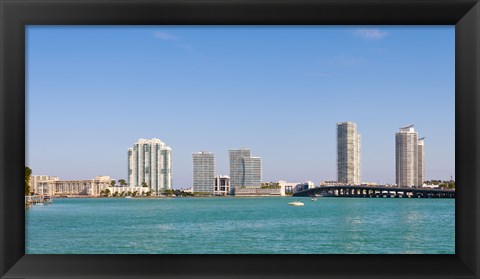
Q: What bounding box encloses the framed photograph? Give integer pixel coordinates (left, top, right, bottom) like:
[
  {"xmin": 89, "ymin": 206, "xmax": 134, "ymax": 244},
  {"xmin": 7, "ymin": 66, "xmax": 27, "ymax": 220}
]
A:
[{"xmin": 1, "ymin": 0, "xmax": 479, "ymax": 278}]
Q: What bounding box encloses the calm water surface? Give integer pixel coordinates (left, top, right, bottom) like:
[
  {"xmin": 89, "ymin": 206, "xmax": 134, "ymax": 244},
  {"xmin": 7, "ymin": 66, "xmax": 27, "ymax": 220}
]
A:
[{"xmin": 26, "ymin": 197, "xmax": 454, "ymax": 254}]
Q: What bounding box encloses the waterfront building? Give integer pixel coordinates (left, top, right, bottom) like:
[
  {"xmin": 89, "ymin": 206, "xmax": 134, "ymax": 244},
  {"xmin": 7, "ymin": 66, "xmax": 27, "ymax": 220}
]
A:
[
  {"xmin": 107, "ymin": 186, "xmax": 148, "ymax": 196},
  {"xmin": 278, "ymin": 180, "xmax": 300, "ymax": 195},
  {"xmin": 30, "ymin": 175, "xmax": 59, "ymax": 195},
  {"xmin": 293, "ymin": 181, "xmax": 315, "ymax": 193},
  {"xmin": 229, "ymin": 148, "xmax": 262, "ymax": 190},
  {"xmin": 234, "ymin": 187, "xmax": 283, "ymax": 196},
  {"xmin": 243, "ymin": 156, "xmax": 262, "ymax": 187},
  {"xmin": 418, "ymin": 137, "xmax": 425, "ymax": 186},
  {"xmin": 214, "ymin": 175, "xmax": 230, "ymax": 196},
  {"xmin": 192, "ymin": 151, "xmax": 215, "ymax": 194},
  {"xmin": 234, "ymin": 181, "xmax": 282, "ymax": 196},
  {"xmin": 128, "ymin": 138, "xmax": 172, "ymax": 194},
  {"xmin": 37, "ymin": 176, "xmax": 112, "ymax": 196},
  {"xmin": 396, "ymin": 125, "xmax": 424, "ymax": 187},
  {"xmin": 337, "ymin": 122, "xmax": 361, "ymax": 185},
  {"xmin": 229, "ymin": 148, "xmax": 251, "ymax": 190}
]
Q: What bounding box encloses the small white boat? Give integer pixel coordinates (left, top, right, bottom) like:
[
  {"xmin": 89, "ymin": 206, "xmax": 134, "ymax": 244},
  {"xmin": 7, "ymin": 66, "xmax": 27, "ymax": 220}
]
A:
[
  {"xmin": 311, "ymin": 197, "xmax": 318, "ymax": 201},
  {"xmin": 125, "ymin": 196, "xmax": 132, "ymax": 199},
  {"xmin": 289, "ymin": 201, "xmax": 304, "ymax": 206}
]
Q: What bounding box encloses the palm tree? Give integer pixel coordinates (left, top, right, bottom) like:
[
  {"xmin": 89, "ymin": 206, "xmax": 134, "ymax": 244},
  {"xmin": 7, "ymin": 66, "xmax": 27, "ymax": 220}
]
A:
[
  {"xmin": 141, "ymin": 182, "xmax": 148, "ymax": 188},
  {"xmin": 110, "ymin": 180, "xmax": 116, "ymax": 187},
  {"xmin": 118, "ymin": 179, "xmax": 127, "ymax": 186},
  {"xmin": 25, "ymin": 166, "xmax": 32, "ymax": 195}
]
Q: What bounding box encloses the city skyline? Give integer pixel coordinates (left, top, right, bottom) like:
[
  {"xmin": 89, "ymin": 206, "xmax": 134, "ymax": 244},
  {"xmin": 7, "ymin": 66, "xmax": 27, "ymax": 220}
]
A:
[{"xmin": 26, "ymin": 26, "xmax": 455, "ymax": 187}]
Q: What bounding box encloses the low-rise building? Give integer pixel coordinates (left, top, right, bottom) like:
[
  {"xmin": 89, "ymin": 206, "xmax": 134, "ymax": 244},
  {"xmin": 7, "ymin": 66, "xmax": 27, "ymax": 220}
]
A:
[
  {"xmin": 214, "ymin": 175, "xmax": 230, "ymax": 196},
  {"xmin": 234, "ymin": 181, "xmax": 305, "ymax": 196},
  {"xmin": 234, "ymin": 187, "xmax": 283, "ymax": 196},
  {"xmin": 278, "ymin": 180, "xmax": 300, "ymax": 195},
  {"xmin": 37, "ymin": 176, "xmax": 112, "ymax": 196},
  {"xmin": 107, "ymin": 186, "xmax": 148, "ymax": 196},
  {"xmin": 293, "ymin": 181, "xmax": 315, "ymax": 193},
  {"xmin": 30, "ymin": 175, "xmax": 59, "ymax": 195},
  {"xmin": 277, "ymin": 180, "xmax": 315, "ymax": 194}
]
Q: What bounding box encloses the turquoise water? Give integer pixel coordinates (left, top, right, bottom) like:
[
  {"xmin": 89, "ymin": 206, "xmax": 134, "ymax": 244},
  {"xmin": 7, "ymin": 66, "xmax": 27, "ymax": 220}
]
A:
[{"xmin": 26, "ymin": 197, "xmax": 455, "ymax": 254}]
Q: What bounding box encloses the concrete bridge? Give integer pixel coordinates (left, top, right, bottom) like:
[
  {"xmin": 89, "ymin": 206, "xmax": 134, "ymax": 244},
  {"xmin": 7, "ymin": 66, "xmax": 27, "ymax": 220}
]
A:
[{"xmin": 293, "ymin": 185, "xmax": 455, "ymax": 198}]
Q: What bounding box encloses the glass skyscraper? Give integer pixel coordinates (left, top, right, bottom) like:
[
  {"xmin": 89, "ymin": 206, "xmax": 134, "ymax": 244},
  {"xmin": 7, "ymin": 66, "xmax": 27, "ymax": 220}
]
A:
[
  {"xmin": 337, "ymin": 122, "xmax": 361, "ymax": 185},
  {"xmin": 229, "ymin": 148, "xmax": 262, "ymax": 189},
  {"xmin": 128, "ymin": 138, "xmax": 172, "ymax": 194},
  {"xmin": 192, "ymin": 151, "xmax": 215, "ymax": 194}
]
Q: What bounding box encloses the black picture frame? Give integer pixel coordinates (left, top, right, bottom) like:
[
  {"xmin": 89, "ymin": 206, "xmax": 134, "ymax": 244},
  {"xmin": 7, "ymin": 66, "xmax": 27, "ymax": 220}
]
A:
[{"xmin": 1, "ymin": 0, "xmax": 479, "ymax": 278}]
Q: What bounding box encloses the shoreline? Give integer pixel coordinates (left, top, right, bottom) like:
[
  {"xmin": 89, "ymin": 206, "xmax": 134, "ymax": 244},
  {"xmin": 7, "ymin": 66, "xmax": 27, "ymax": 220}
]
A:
[{"xmin": 51, "ymin": 195, "xmax": 292, "ymax": 199}]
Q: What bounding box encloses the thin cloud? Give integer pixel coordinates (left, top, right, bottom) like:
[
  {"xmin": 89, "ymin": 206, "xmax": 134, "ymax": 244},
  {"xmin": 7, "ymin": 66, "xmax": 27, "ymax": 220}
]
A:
[
  {"xmin": 353, "ymin": 28, "xmax": 388, "ymax": 40},
  {"xmin": 176, "ymin": 44, "xmax": 198, "ymax": 56},
  {"xmin": 305, "ymin": 72, "xmax": 330, "ymax": 77},
  {"xmin": 335, "ymin": 55, "xmax": 366, "ymax": 65},
  {"xmin": 153, "ymin": 31, "xmax": 177, "ymax": 40},
  {"xmin": 177, "ymin": 44, "xmax": 194, "ymax": 52},
  {"xmin": 368, "ymin": 47, "xmax": 387, "ymax": 53}
]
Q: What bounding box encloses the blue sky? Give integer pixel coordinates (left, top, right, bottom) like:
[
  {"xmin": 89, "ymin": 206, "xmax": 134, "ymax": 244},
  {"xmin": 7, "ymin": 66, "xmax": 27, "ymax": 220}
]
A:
[{"xmin": 26, "ymin": 26, "xmax": 455, "ymax": 188}]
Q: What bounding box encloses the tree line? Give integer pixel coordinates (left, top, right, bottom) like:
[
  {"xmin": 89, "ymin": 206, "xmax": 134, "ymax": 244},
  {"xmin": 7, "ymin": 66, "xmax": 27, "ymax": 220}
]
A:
[{"xmin": 424, "ymin": 180, "xmax": 455, "ymax": 189}]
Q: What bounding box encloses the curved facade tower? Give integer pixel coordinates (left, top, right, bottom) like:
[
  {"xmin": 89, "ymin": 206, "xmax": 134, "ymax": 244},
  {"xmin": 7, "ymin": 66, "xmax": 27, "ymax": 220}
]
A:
[{"xmin": 229, "ymin": 148, "xmax": 262, "ymax": 190}]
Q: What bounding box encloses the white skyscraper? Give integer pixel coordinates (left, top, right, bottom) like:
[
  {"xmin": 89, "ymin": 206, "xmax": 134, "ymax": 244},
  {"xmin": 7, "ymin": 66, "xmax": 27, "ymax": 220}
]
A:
[
  {"xmin": 396, "ymin": 125, "xmax": 424, "ymax": 187},
  {"xmin": 337, "ymin": 122, "xmax": 361, "ymax": 185},
  {"xmin": 229, "ymin": 148, "xmax": 262, "ymax": 189},
  {"xmin": 192, "ymin": 151, "xmax": 215, "ymax": 194},
  {"xmin": 417, "ymin": 137, "xmax": 425, "ymax": 186},
  {"xmin": 128, "ymin": 138, "xmax": 172, "ymax": 194}
]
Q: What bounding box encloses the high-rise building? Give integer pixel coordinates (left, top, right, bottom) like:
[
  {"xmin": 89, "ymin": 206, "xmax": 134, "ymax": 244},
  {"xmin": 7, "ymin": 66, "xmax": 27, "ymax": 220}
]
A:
[
  {"xmin": 242, "ymin": 156, "xmax": 262, "ymax": 187},
  {"xmin": 229, "ymin": 148, "xmax": 251, "ymax": 189},
  {"xmin": 337, "ymin": 122, "xmax": 361, "ymax": 185},
  {"xmin": 229, "ymin": 148, "xmax": 262, "ymax": 189},
  {"xmin": 192, "ymin": 151, "xmax": 215, "ymax": 194},
  {"xmin": 396, "ymin": 125, "xmax": 423, "ymax": 187},
  {"xmin": 128, "ymin": 138, "xmax": 172, "ymax": 194},
  {"xmin": 417, "ymin": 137, "xmax": 425, "ymax": 186}
]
